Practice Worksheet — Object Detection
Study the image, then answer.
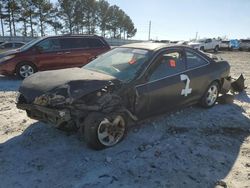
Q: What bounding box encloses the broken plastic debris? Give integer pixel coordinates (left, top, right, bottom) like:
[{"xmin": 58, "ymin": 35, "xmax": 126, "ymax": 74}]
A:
[{"xmin": 231, "ymin": 74, "xmax": 246, "ymax": 92}]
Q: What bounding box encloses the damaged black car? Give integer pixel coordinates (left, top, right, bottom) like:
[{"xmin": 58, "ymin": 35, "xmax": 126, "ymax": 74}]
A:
[{"xmin": 17, "ymin": 43, "xmax": 237, "ymax": 150}]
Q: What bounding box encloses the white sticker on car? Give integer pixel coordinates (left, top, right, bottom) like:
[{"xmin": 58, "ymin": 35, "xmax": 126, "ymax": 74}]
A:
[{"xmin": 180, "ymin": 74, "xmax": 192, "ymax": 97}]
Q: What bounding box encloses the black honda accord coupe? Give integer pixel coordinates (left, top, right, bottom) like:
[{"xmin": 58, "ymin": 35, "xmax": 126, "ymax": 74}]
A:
[{"xmin": 17, "ymin": 43, "xmax": 231, "ymax": 149}]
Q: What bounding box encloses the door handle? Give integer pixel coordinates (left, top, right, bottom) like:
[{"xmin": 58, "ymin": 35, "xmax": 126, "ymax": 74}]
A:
[
  {"xmin": 65, "ymin": 52, "xmax": 71, "ymax": 54},
  {"xmin": 88, "ymin": 56, "xmax": 97, "ymax": 61},
  {"xmin": 57, "ymin": 52, "xmax": 63, "ymax": 55}
]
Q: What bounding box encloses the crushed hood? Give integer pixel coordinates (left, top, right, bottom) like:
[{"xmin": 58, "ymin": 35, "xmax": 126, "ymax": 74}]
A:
[{"xmin": 19, "ymin": 68, "xmax": 119, "ymax": 103}]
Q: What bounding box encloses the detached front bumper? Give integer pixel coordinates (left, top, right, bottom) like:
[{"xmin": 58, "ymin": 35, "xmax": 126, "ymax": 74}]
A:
[{"xmin": 17, "ymin": 103, "xmax": 71, "ymax": 127}]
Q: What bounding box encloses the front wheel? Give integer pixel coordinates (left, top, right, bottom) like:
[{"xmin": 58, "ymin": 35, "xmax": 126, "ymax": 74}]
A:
[
  {"xmin": 82, "ymin": 112, "xmax": 127, "ymax": 150},
  {"xmin": 200, "ymin": 82, "xmax": 219, "ymax": 108},
  {"xmin": 200, "ymin": 46, "xmax": 205, "ymax": 51},
  {"xmin": 16, "ymin": 62, "xmax": 37, "ymax": 79},
  {"xmin": 214, "ymin": 45, "xmax": 219, "ymax": 52}
]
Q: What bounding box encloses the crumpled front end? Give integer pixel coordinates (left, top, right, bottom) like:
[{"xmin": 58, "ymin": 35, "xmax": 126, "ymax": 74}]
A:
[
  {"xmin": 17, "ymin": 101, "xmax": 72, "ymax": 128},
  {"xmin": 16, "ymin": 67, "xmax": 124, "ymax": 129},
  {"xmin": 16, "ymin": 80, "xmax": 126, "ymax": 129}
]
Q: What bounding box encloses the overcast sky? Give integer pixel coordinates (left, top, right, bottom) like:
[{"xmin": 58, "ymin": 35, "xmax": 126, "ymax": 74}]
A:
[{"xmin": 106, "ymin": 0, "xmax": 250, "ymax": 40}]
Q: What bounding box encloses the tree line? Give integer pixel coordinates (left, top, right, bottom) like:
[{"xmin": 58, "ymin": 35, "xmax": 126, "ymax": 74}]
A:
[{"xmin": 0, "ymin": 0, "xmax": 137, "ymax": 39}]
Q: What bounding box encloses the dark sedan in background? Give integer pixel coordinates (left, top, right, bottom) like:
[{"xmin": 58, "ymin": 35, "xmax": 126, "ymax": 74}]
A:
[
  {"xmin": 0, "ymin": 41, "xmax": 25, "ymax": 50},
  {"xmin": 17, "ymin": 43, "xmax": 231, "ymax": 150}
]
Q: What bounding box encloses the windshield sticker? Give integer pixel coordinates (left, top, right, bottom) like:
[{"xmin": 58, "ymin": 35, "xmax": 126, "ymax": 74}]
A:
[
  {"xmin": 129, "ymin": 58, "xmax": 136, "ymax": 65},
  {"xmin": 169, "ymin": 59, "xmax": 176, "ymax": 67},
  {"xmin": 132, "ymin": 49, "xmax": 148, "ymax": 55}
]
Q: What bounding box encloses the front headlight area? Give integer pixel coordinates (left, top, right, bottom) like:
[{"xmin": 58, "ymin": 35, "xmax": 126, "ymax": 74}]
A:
[
  {"xmin": 34, "ymin": 93, "xmax": 68, "ymax": 106},
  {"xmin": 0, "ymin": 55, "xmax": 15, "ymax": 64},
  {"xmin": 16, "ymin": 92, "xmax": 27, "ymax": 104}
]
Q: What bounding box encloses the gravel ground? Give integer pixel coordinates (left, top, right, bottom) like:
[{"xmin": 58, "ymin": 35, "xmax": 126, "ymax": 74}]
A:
[{"xmin": 0, "ymin": 51, "xmax": 250, "ymax": 188}]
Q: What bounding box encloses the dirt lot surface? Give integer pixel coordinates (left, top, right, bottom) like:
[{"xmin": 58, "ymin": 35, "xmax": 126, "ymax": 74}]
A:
[{"xmin": 0, "ymin": 51, "xmax": 250, "ymax": 188}]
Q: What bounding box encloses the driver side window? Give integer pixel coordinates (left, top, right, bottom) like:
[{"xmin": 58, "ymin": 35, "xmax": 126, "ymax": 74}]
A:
[
  {"xmin": 36, "ymin": 39, "xmax": 61, "ymax": 52},
  {"xmin": 149, "ymin": 50, "xmax": 186, "ymax": 81}
]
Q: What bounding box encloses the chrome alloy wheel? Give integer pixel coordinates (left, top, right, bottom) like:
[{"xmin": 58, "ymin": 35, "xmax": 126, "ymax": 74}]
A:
[
  {"xmin": 19, "ymin": 65, "xmax": 34, "ymax": 78},
  {"xmin": 97, "ymin": 115, "xmax": 126, "ymax": 147},
  {"xmin": 206, "ymin": 85, "xmax": 218, "ymax": 106}
]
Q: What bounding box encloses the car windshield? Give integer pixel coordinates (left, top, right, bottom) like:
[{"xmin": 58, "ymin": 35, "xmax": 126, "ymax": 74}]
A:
[
  {"xmin": 19, "ymin": 38, "xmax": 42, "ymax": 51},
  {"xmin": 84, "ymin": 47, "xmax": 150, "ymax": 82},
  {"xmin": 198, "ymin": 39, "xmax": 205, "ymax": 43}
]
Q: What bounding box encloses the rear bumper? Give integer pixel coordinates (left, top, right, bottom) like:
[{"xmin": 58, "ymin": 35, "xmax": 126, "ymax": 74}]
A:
[{"xmin": 17, "ymin": 103, "xmax": 71, "ymax": 126}]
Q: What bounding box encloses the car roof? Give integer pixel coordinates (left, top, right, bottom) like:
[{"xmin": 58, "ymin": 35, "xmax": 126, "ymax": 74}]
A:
[
  {"xmin": 121, "ymin": 42, "xmax": 191, "ymax": 51},
  {"xmin": 1, "ymin": 41, "xmax": 25, "ymax": 44},
  {"xmin": 121, "ymin": 42, "xmax": 174, "ymax": 51},
  {"xmin": 44, "ymin": 34, "xmax": 103, "ymax": 39}
]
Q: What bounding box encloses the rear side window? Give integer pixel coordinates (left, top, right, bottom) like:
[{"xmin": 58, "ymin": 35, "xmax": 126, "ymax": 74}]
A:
[
  {"xmin": 149, "ymin": 50, "xmax": 186, "ymax": 81},
  {"xmin": 15, "ymin": 43, "xmax": 24, "ymax": 47},
  {"xmin": 4, "ymin": 43, "xmax": 13, "ymax": 48},
  {"xmin": 241, "ymin": 40, "xmax": 250, "ymax": 43},
  {"xmin": 88, "ymin": 38, "xmax": 105, "ymax": 48},
  {"xmin": 186, "ymin": 50, "xmax": 209, "ymax": 69},
  {"xmin": 206, "ymin": 39, "xmax": 212, "ymax": 43},
  {"xmin": 61, "ymin": 38, "xmax": 89, "ymax": 49}
]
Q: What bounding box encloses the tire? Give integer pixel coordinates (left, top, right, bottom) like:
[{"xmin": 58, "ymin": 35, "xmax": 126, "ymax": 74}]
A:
[
  {"xmin": 200, "ymin": 81, "xmax": 220, "ymax": 108},
  {"xmin": 200, "ymin": 46, "xmax": 205, "ymax": 51},
  {"xmin": 214, "ymin": 45, "xmax": 219, "ymax": 53},
  {"xmin": 56, "ymin": 121, "xmax": 78, "ymax": 132},
  {"xmin": 16, "ymin": 62, "xmax": 37, "ymax": 79},
  {"xmin": 82, "ymin": 112, "xmax": 127, "ymax": 150}
]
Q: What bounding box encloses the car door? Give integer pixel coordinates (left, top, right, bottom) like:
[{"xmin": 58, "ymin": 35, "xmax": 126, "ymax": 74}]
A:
[
  {"xmin": 60, "ymin": 37, "xmax": 108, "ymax": 68},
  {"xmin": 32, "ymin": 38, "xmax": 64, "ymax": 70},
  {"xmin": 134, "ymin": 49, "xmax": 189, "ymax": 118},
  {"xmin": 206, "ymin": 39, "xmax": 212, "ymax": 50},
  {"xmin": 183, "ymin": 49, "xmax": 211, "ymax": 103},
  {"xmin": 59, "ymin": 37, "xmax": 88, "ymax": 68}
]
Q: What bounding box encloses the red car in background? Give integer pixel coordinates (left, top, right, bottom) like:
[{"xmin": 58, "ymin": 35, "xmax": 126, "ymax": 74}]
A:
[{"xmin": 0, "ymin": 35, "xmax": 110, "ymax": 79}]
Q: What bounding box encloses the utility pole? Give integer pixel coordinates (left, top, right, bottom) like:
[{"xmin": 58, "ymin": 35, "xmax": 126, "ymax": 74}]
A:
[
  {"xmin": 195, "ymin": 32, "xmax": 198, "ymax": 40},
  {"xmin": 148, "ymin": 21, "xmax": 151, "ymax": 41}
]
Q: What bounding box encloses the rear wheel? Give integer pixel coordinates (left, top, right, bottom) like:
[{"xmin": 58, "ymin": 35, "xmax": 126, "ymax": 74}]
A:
[
  {"xmin": 214, "ymin": 45, "xmax": 219, "ymax": 52},
  {"xmin": 200, "ymin": 46, "xmax": 205, "ymax": 51},
  {"xmin": 200, "ymin": 81, "xmax": 219, "ymax": 108},
  {"xmin": 82, "ymin": 112, "xmax": 127, "ymax": 150},
  {"xmin": 16, "ymin": 62, "xmax": 37, "ymax": 79}
]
